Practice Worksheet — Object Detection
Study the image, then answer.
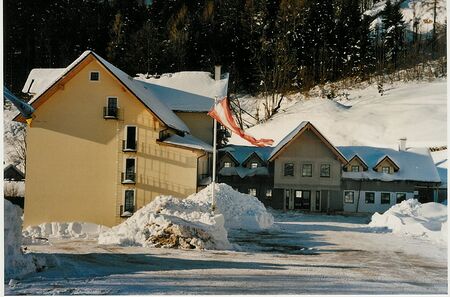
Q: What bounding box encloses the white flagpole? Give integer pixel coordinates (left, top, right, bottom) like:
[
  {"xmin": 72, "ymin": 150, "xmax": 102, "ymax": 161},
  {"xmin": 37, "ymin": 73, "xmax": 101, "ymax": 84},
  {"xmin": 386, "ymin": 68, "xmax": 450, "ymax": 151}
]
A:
[{"xmin": 211, "ymin": 96, "xmax": 218, "ymax": 212}]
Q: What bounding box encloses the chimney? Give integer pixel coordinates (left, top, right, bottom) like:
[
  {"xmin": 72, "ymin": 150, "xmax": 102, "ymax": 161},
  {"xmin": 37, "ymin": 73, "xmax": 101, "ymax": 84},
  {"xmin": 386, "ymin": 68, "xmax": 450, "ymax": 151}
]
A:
[
  {"xmin": 214, "ymin": 65, "xmax": 221, "ymax": 81},
  {"xmin": 399, "ymin": 137, "xmax": 407, "ymax": 151}
]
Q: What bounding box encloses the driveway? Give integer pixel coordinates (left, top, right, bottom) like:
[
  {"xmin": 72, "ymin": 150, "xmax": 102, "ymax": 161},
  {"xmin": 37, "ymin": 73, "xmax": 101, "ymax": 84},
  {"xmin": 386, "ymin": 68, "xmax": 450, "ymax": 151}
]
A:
[{"xmin": 5, "ymin": 212, "xmax": 447, "ymax": 295}]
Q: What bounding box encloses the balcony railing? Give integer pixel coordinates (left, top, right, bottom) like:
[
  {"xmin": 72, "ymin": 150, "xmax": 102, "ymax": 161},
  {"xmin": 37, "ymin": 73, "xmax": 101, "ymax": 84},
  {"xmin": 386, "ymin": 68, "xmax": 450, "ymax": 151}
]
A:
[
  {"xmin": 120, "ymin": 205, "xmax": 135, "ymax": 217},
  {"xmin": 103, "ymin": 106, "xmax": 118, "ymax": 119},
  {"xmin": 121, "ymin": 172, "xmax": 136, "ymax": 184},
  {"xmin": 122, "ymin": 140, "xmax": 137, "ymax": 152}
]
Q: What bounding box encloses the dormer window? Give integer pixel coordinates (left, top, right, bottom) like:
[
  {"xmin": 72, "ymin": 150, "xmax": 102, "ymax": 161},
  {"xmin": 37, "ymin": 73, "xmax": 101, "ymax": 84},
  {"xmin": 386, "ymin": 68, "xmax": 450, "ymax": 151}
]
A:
[
  {"xmin": 351, "ymin": 165, "xmax": 359, "ymax": 172},
  {"xmin": 224, "ymin": 162, "xmax": 232, "ymax": 168},
  {"xmin": 250, "ymin": 162, "xmax": 258, "ymax": 169},
  {"xmin": 382, "ymin": 166, "xmax": 390, "ymax": 174},
  {"xmin": 90, "ymin": 71, "xmax": 100, "ymax": 81}
]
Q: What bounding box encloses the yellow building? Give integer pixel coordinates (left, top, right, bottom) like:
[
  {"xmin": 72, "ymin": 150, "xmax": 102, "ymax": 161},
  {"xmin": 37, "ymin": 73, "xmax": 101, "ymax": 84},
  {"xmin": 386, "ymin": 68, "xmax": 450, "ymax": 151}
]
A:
[{"xmin": 15, "ymin": 51, "xmax": 227, "ymax": 227}]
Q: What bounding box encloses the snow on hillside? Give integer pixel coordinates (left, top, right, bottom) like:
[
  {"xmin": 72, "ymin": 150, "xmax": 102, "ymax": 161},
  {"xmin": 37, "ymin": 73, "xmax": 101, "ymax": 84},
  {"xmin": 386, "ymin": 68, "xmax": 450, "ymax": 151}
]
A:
[
  {"xmin": 365, "ymin": 0, "xmax": 446, "ymax": 34},
  {"xmin": 229, "ymin": 79, "xmax": 446, "ymax": 149}
]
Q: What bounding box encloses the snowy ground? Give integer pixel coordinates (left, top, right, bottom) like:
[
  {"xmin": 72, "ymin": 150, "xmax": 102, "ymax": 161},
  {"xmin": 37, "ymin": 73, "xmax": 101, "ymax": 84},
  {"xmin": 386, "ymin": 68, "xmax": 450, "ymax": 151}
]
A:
[{"xmin": 6, "ymin": 212, "xmax": 447, "ymax": 295}]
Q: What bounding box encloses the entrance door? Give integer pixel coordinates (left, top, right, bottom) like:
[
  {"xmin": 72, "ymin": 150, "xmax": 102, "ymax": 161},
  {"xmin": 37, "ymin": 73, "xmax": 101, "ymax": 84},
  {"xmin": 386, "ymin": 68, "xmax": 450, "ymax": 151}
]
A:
[
  {"xmin": 285, "ymin": 189, "xmax": 294, "ymax": 210},
  {"xmin": 294, "ymin": 190, "xmax": 302, "ymax": 209},
  {"xmin": 302, "ymin": 191, "xmax": 311, "ymax": 210},
  {"xmin": 294, "ymin": 190, "xmax": 311, "ymax": 210}
]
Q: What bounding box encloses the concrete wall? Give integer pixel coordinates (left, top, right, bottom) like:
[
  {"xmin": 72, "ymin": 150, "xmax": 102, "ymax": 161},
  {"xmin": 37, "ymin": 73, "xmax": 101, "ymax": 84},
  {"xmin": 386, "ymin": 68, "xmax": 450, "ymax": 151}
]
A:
[{"xmin": 24, "ymin": 58, "xmax": 201, "ymax": 227}]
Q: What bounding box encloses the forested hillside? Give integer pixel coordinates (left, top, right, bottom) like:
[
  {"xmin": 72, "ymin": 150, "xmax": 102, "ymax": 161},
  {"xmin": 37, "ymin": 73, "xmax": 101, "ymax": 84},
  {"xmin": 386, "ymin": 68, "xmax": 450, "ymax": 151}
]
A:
[{"xmin": 4, "ymin": 0, "xmax": 446, "ymax": 96}]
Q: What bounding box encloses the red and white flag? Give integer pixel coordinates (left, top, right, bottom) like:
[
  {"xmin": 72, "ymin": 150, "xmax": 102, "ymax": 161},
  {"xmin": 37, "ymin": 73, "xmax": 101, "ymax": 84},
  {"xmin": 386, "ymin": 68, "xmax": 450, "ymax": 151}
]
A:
[{"xmin": 208, "ymin": 97, "xmax": 274, "ymax": 147}]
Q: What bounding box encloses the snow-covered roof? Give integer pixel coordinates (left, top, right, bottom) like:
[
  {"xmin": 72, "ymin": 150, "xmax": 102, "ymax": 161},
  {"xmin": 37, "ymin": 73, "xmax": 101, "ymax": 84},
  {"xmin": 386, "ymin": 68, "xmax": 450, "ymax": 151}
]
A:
[
  {"xmin": 219, "ymin": 166, "xmax": 269, "ymax": 178},
  {"xmin": 17, "ymin": 51, "xmax": 190, "ymax": 133},
  {"xmin": 339, "ymin": 146, "xmax": 441, "ymax": 183},
  {"xmin": 220, "ymin": 145, "xmax": 272, "ymax": 165},
  {"xmin": 135, "ymin": 71, "xmax": 229, "ymax": 99},
  {"xmin": 268, "ymin": 121, "xmax": 347, "ymax": 163},
  {"xmin": 134, "ymin": 80, "xmax": 214, "ymax": 112},
  {"xmin": 162, "ymin": 134, "xmax": 213, "ymax": 153},
  {"xmin": 22, "ymin": 68, "xmax": 65, "ymax": 95}
]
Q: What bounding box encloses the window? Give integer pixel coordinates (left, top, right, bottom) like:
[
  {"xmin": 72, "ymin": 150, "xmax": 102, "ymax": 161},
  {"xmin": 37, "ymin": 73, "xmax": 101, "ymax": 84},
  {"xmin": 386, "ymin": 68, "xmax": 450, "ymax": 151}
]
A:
[
  {"xmin": 365, "ymin": 192, "xmax": 375, "ymax": 204},
  {"xmin": 396, "ymin": 193, "xmax": 406, "ymax": 203},
  {"xmin": 382, "ymin": 166, "xmax": 390, "ymax": 174},
  {"xmin": 248, "ymin": 188, "xmax": 257, "ymax": 196},
  {"xmin": 104, "ymin": 97, "xmax": 118, "ymax": 118},
  {"xmin": 124, "ymin": 126, "xmax": 137, "ymax": 151},
  {"xmin": 266, "ymin": 189, "xmax": 272, "ymax": 199},
  {"xmin": 381, "ymin": 192, "xmax": 390, "ymax": 204},
  {"xmin": 351, "ymin": 165, "xmax": 360, "ymax": 172},
  {"xmin": 123, "ymin": 190, "xmax": 135, "ymax": 215},
  {"xmin": 250, "ymin": 162, "xmax": 258, "ymax": 169},
  {"xmin": 224, "ymin": 162, "xmax": 232, "ymax": 168},
  {"xmin": 302, "ymin": 164, "xmax": 312, "ymax": 177},
  {"xmin": 344, "ymin": 191, "xmax": 354, "ymax": 203},
  {"xmin": 284, "ymin": 163, "xmax": 294, "ymax": 176},
  {"xmin": 122, "ymin": 158, "xmax": 136, "ymax": 183},
  {"xmin": 90, "ymin": 71, "xmax": 100, "ymax": 81},
  {"xmin": 320, "ymin": 164, "xmax": 330, "ymax": 177}
]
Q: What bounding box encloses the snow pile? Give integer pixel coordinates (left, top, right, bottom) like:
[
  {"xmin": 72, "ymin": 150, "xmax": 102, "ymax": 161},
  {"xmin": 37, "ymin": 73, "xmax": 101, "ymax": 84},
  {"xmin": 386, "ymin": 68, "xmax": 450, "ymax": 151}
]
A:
[
  {"xmin": 369, "ymin": 199, "xmax": 447, "ymax": 244},
  {"xmin": 187, "ymin": 183, "xmax": 274, "ymax": 231},
  {"xmin": 4, "ymin": 200, "xmax": 40, "ymax": 280},
  {"xmin": 98, "ymin": 183, "xmax": 274, "ymax": 250},
  {"xmin": 23, "ymin": 222, "xmax": 109, "ymax": 243},
  {"xmin": 99, "ymin": 196, "xmax": 230, "ymax": 250}
]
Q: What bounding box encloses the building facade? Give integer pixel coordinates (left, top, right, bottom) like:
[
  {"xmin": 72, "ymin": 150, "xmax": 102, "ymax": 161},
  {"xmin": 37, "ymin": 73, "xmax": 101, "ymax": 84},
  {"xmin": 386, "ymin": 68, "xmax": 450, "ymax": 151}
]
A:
[
  {"xmin": 15, "ymin": 51, "xmax": 227, "ymax": 227},
  {"xmin": 219, "ymin": 122, "xmax": 441, "ymax": 213}
]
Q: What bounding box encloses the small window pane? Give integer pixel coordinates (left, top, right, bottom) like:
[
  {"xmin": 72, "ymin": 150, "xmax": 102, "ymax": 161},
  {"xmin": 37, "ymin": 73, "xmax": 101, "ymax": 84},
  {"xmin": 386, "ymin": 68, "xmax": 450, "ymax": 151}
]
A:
[
  {"xmin": 126, "ymin": 126, "xmax": 137, "ymax": 150},
  {"xmin": 320, "ymin": 164, "xmax": 330, "ymax": 177},
  {"xmin": 124, "ymin": 190, "xmax": 135, "ymax": 212},
  {"xmin": 381, "ymin": 192, "xmax": 390, "ymax": 204},
  {"xmin": 351, "ymin": 165, "xmax": 359, "ymax": 172},
  {"xmin": 90, "ymin": 71, "xmax": 99, "ymax": 81},
  {"xmin": 382, "ymin": 167, "xmax": 390, "ymax": 174},
  {"xmin": 302, "ymin": 164, "xmax": 312, "ymax": 177},
  {"xmin": 251, "ymin": 162, "xmax": 258, "ymax": 169},
  {"xmin": 248, "ymin": 188, "xmax": 257, "ymax": 196},
  {"xmin": 344, "ymin": 191, "xmax": 354, "ymax": 203},
  {"xmin": 295, "ymin": 190, "xmax": 302, "ymax": 198},
  {"xmin": 396, "ymin": 193, "xmax": 406, "ymax": 203},
  {"xmin": 284, "ymin": 163, "xmax": 294, "ymax": 176},
  {"xmin": 266, "ymin": 189, "xmax": 272, "ymax": 198},
  {"xmin": 365, "ymin": 192, "xmax": 375, "ymax": 204},
  {"xmin": 224, "ymin": 162, "xmax": 232, "ymax": 168}
]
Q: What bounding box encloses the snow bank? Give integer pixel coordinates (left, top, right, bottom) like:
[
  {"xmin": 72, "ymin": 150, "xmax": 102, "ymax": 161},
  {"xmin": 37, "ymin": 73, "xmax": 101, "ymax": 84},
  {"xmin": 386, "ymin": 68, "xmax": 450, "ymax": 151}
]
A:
[
  {"xmin": 23, "ymin": 222, "xmax": 109, "ymax": 243},
  {"xmin": 99, "ymin": 196, "xmax": 231, "ymax": 250},
  {"xmin": 4, "ymin": 200, "xmax": 40, "ymax": 280},
  {"xmin": 369, "ymin": 199, "xmax": 447, "ymax": 244},
  {"xmin": 187, "ymin": 183, "xmax": 274, "ymax": 231},
  {"xmin": 98, "ymin": 183, "xmax": 274, "ymax": 250}
]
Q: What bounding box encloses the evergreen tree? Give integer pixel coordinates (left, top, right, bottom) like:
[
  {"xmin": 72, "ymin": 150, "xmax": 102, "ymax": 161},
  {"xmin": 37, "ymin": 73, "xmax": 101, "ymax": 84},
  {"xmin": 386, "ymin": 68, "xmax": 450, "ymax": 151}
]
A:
[{"xmin": 382, "ymin": 0, "xmax": 405, "ymax": 70}]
